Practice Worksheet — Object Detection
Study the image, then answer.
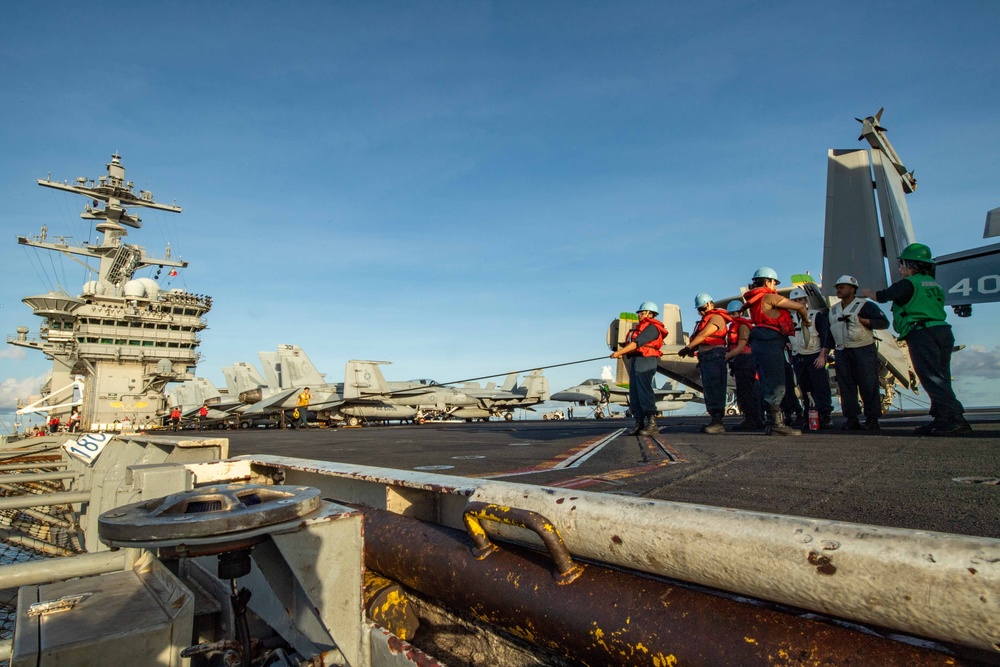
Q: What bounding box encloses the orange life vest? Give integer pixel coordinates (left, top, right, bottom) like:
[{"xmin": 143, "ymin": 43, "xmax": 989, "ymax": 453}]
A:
[
  {"xmin": 692, "ymin": 309, "xmax": 731, "ymax": 347},
  {"xmin": 744, "ymin": 286, "xmax": 795, "ymax": 337},
  {"xmin": 726, "ymin": 316, "xmax": 754, "ymax": 354},
  {"xmin": 627, "ymin": 317, "xmax": 668, "ymax": 357}
]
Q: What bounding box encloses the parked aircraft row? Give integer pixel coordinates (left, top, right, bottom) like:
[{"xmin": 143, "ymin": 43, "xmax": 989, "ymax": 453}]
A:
[{"xmin": 167, "ymin": 344, "xmax": 551, "ymax": 427}]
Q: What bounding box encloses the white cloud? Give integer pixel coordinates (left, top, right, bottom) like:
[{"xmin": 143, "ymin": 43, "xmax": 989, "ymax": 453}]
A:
[
  {"xmin": 0, "ymin": 347, "xmax": 26, "ymax": 360},
  {"xmin": 950, "ymin": 345, "xmax": 1000, "ymax": 380},
  {"xmin": 0, "ymin": 375, "xmax": 49, "ymax": 411}
]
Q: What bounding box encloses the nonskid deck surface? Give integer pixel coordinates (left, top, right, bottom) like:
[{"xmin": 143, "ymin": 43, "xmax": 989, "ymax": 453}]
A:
[{"xmin": 216, "ymin": 410, "xmax": 1000, "ymax": 539}]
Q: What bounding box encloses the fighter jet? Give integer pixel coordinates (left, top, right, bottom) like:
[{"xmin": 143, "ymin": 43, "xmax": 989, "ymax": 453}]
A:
[
  {"xmin": 166, "ymin": 377, "xmax": 240, "ymax": 424},
  {"xmin": 236, "ymin": 350, "xmax": 421, "ymax": 426},
  {"xmin": 236, "ymin": 346, "xmax": 548, "ymax": 425},
  {"xmin": 446, "ymin": 371, "xmax": 550, "ymax": 421},
  {"xmin": 551, "ymin": 372, "xmax": 702, "ymax": 418}
]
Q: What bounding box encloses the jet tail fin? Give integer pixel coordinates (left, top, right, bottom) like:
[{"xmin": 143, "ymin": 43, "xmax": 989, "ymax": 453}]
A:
[
  {"xmin": 500, "ymin": 373, "xmax": 518, "ymax": 392},
  {"xmin": 522, "ymin": 371, "xmax": 549, "ymax": 401},
  {"xmin": 344, "ymin": 360, "xmax": 391, "ymax": 399},
  {"xmin": 273, "ymin": 344, "xmax": 326, "ymax": 388},
  {"xmin": 225, "ymin": 362, "xmax": 268, "ymax": 394}
]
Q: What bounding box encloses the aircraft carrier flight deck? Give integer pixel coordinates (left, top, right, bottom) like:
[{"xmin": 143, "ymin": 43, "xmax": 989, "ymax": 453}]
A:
[{"xmin": 217, "ymin": 411, "xmax": 1000, "ymax": 540}]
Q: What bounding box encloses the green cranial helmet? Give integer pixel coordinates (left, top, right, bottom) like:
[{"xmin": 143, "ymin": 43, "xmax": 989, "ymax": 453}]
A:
[{"xmin": 897, "ymin": 243, "xmax": 935, "ymax": 265}]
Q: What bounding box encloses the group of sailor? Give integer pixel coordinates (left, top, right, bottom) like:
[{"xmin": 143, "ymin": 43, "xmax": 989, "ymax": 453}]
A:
[{"xmin": 618, "ymin": 242, "xmax": 969, "ymax": 438}]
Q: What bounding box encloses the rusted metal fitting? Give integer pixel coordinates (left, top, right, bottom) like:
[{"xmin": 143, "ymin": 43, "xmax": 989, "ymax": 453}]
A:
[
  {"xmin": 364, "ymin": 570, "xmax": 420, "ymax": 640},
  {"xmin": 463, "ymin": 501, "xmax": 583, "ymax": 584}
]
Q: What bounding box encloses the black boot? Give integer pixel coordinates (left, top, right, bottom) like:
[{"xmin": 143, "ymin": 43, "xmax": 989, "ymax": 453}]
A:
[
  {"xmin": 841, "ymin": 417, "xmax": 862, "ymax": 431},
  {"xmin": 818, "ymin": 412, "xmax": 833, "ymax": 430},
  {"xmin": 766, "ymin": 407, "xmax": 801, "ymax": 436},
  {"xmin": 628, "ymin": 419, "xmax": 644, "ymax": 436},
  {"xmin": 929, "ymin": 417, "xmax": 972, "ymax": 436},
  {"xmin": 732, "ymin": 419, "xmax": 762, "ymax": 431},
  {"xmin": 638, "ymin": 416, "xmax": 660, "ymax": 435},
  {"xmin": 701, "ymin": 410, "xmax": 725, "ymax": 434},
  {"xmin": 914, "ymin": 419, "xmax": 943, "ymax": 435}
]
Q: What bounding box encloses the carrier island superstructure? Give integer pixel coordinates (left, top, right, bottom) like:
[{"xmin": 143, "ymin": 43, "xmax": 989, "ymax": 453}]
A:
[{"xmin": 7, "ymin": 154, "xmax": 210, "ymax": 430}]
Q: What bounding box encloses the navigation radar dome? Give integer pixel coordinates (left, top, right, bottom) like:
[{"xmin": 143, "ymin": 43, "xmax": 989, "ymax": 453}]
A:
[
  {"xmin": 136, "ymin": 278, "xmax": 160, "ymax": 298},
  {"xmin": 123, "ymin": 280, "xmax": 146, "ymax": 298}
]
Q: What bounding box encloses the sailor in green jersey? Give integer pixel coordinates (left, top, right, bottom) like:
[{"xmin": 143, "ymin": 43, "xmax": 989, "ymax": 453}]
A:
[{"xmin": 862, "ymin": 243, "xmax": 970, "ymax": 436}]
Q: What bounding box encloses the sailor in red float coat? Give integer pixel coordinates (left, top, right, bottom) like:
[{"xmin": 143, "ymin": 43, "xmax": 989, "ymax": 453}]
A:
[
  {"xmin": 611, "ymin": 302, "xmax": 668, "ymax": 435},
  {"xmin": 679, "ymin": 295, "xmax": 731, "ymax": 433},
  {"xmin": 743, "ymin": 269, "xmax": 810, "ymax": 436},
  {"xmin": 626, "ymin": 317, "xmax": 668, "ymax": 357},
  {"xmin": 724, "ymin": 302, "xmax": 764, "ymax": 430}
]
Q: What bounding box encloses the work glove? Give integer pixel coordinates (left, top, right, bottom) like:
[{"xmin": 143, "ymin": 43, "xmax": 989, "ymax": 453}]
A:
[{"xmin": 678, "ymin": 347, "xmax": 694, "ymax": 358}]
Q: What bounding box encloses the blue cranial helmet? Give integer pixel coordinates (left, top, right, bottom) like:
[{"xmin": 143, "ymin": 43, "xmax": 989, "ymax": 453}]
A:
[
  {"xmin": 752, "ymin": 267, "xmax": 780, "ymax": 284},
  {"xmin": 636, "ymin": 301, "xmax": 659, "ymax": 315}
]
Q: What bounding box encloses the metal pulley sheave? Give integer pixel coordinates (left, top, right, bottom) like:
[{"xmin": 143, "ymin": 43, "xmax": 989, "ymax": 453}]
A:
[{"xmin": 98, "ymin": 483, "xmax": 323, "ymax": 555}]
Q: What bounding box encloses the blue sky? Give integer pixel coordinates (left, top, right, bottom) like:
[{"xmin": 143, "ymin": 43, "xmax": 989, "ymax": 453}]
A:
[{"xmin": 3, "ymin": 2, "xmax": 999, "ymax": 429}]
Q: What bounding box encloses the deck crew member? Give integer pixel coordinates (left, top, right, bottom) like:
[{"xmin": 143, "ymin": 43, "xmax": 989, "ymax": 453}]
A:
[
  {"xmin": 743, "ymin": 267, "xmax": 809, "ymax": 436},
  {"xmin": 679, "ymin": 293, "xmax": 731, "ymax": 434},
  {"xmin": 611, "ymin": 301, "xmax": 668, "ymax": 436},
  {"xmin": 861, "ymin": 243, "xmax": 970, "ymax": 436},
  {"xmin": 170, "ymin": 406, "xmax": 181, "ymax": 431},
  {"xmin": 788, "ymin": 287, "xmax": 834, "ymax": 429},
  {"xmin": 829, "ymin": 275, "xmax": 889, "ymax": 430},
  {"xmin": 724, "ymin": 300, "xmax": 764, "ymax": 431},
  {"xmin": 296, "ymin": 387, "xmax": 312, "ymax": 429}
]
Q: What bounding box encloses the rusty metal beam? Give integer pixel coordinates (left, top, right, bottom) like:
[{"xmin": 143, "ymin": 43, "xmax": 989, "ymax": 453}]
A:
[
  {"xmin": 357, "ymin": 505, "xmax": 959, "ymax": 667},
  {"xmin": 231, "ymin": 456, "xmax": 1000, "ymax": 653}
]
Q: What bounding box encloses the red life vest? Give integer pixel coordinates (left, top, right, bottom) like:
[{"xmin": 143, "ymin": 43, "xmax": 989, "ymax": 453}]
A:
[
  {"xmin": 692, "ymin": 309, "xmax": 731, "ymax": 347},
  {"xmin": 744, "ymin": 286, "xmax": 795, "ymax": 337},
  {"xmin": 726, "ymin": 316, "xmax": 754, "ymax": 354},
  {"xmin": 627, "ymin": 317, "xmax": 668, "ymax": 357}
]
